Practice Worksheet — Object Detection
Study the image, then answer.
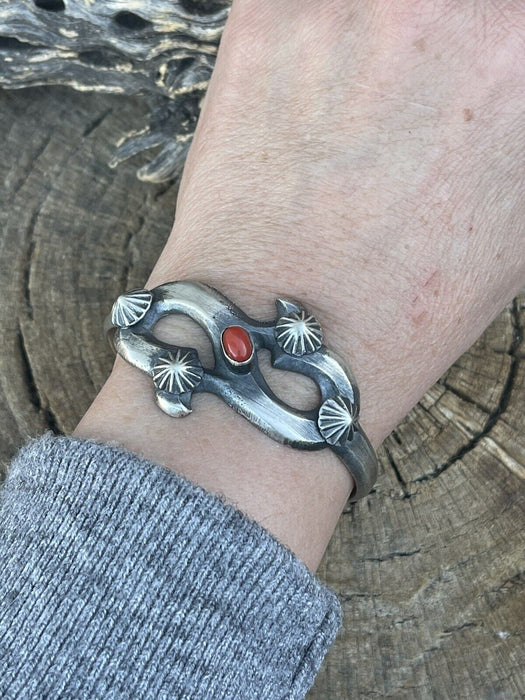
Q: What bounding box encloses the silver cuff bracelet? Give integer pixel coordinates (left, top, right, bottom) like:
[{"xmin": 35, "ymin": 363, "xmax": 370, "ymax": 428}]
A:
[{"xmin": 104, "ymin": 280, "xmax": 378, "ymax": 502}]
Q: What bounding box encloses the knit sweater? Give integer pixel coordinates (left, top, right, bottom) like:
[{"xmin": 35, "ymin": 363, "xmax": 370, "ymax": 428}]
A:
[{"xmin": 0, "ymin": 432, "xmax": 342, "ymax": 699}]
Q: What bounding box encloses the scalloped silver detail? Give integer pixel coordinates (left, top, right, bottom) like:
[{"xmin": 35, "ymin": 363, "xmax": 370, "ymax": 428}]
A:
[
  {"xmin": 111, "ymin": 289, "xmax": 152, "ymax": 328},
  {"xmin": 275, "ymin": 309, "xmax": 323, "ymax": 356},
  {"xmin": 318, "ymin": 396, "xmax": 354, "ymax": 446},
  {"xmin": 152, "ymin": 350, "xmax": 203, "ymax": 395}
]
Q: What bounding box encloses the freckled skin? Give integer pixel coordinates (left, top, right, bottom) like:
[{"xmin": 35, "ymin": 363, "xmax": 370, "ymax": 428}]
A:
[
  {"xmin": 407, "ymin": 270, "xmax": 442, "ymax": 328},
  {"xmin": 410, "ymin": 310, "xmax": 429, "ymax": 327}
]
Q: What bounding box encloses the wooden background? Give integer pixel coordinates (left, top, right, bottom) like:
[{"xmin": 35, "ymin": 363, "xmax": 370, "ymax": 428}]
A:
[{"xmin": 1, "ymin": 85, "xmax": 523, "ymax": 699}]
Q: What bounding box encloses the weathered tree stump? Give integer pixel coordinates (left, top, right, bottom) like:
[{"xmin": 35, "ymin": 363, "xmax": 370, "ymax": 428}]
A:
[{"xmin": 0, "ymin": 86, "xmax": 523, "ymax": 699}]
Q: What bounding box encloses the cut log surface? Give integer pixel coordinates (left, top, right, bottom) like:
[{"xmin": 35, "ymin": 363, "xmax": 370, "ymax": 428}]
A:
[{"xmin": 0, "ymin": 86, "xmax": 524, "ymax": 699}]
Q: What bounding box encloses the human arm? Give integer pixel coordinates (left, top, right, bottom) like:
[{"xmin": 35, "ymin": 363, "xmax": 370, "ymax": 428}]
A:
[
  {"xmin": 2, "ymin": 5, "xmax": 520, "ymax": 696},
  {"xmin": 76, "ymin": 0, "xmax": 525, "ymax": 570}
]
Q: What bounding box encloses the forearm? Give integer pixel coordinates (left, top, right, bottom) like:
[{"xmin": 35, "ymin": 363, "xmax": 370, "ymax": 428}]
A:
[{"xmin": 74, "ymin": 1, "xmax": 525, "ymax": 571}]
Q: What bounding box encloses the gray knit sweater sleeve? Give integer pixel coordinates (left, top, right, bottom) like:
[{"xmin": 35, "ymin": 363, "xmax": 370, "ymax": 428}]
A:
[{"xmin": 0, "ymin": 432, "xmax": 342, "ymax": 699}]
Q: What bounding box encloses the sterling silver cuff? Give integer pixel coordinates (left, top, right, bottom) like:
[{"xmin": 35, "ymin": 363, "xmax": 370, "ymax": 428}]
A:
[{"xmin": 104, "ymin": 280, "xmax": 378, "ymax": 502}]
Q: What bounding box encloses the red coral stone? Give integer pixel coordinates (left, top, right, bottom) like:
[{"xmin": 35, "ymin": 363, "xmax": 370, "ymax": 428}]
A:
[{"xmin": 222, "ymin": 326, "xmax": 253, "ymax": 363}]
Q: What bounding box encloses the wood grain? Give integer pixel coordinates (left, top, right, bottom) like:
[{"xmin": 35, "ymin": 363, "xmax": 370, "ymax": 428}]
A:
[{"xmin": 0, "ymin": 86, "xmax": 523, "ymax": 699}]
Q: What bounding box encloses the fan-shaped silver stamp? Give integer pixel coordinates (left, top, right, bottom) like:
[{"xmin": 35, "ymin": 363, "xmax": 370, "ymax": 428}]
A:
[
  {"xmin": 275, "ymin": 309, "xmax": 323, "ymax": 356},
  {"xmin": 318, "ymin": 395, "xmax": 355, "ymax": 446},
  {"xmin": 111, "ymin": 289, "xmax": 152, "ymax": 328},
  {"xmin": 152, "ymin": 350, "xmax": 203, "ymax": 395}
]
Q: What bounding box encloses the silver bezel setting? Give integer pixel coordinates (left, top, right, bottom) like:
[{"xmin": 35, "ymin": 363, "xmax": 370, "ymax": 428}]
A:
[{"xmin": 220, "ymin": 327, "xmax": 254, "ymax": 368}]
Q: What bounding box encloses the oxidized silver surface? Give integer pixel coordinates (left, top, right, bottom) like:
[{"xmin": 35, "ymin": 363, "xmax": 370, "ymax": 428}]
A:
[{"xmin": 105, "ymin": 280, "xmax": 378, "ymax": 501}]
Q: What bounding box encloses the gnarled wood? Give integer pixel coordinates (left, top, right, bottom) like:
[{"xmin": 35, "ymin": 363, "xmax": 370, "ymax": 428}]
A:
[
  {"xmin": 0, "ymin": 86, "xmax": 523, "ymax": 699},
  {"xmin": 0, "ymin": 0, "xmax": 230, "ymax": 181}
]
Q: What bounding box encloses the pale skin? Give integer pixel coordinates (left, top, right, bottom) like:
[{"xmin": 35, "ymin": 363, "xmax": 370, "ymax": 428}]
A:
[{"xmin": 74, "ymin": 1, "xmax": 525, "ymax": 572}]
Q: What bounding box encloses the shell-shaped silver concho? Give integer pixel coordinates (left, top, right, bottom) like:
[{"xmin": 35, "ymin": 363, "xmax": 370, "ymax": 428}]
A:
[
  {"xmin": 152, "ymin": 350, "xmax": 203, "ymax": 395},
  {"xmin": 318, "ymin": 396, "xmax": 355, "ymax": 446},
  {"xmin": 275, "ymin": 309, "xmax": 323, "ymax": 356},
  {"xmin": 111, "ymin": 288, "xmax": 152, "ymax": 328}
]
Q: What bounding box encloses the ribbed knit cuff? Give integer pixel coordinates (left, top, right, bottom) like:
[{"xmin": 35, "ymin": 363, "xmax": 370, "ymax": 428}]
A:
[{"xmin": 0, "ymin": 432, "xmax": 342, "ymax": 699}]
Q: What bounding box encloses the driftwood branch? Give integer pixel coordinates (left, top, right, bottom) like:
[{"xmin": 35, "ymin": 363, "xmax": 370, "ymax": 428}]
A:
[{"xmin": 0, "ymin": 0, "xmax": 230, "ymax": 181}]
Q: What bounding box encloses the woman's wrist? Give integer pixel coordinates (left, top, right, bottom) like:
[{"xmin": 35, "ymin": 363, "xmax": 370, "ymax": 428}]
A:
[
  {"xmin": 74, "ymin": 353, "xmax": 354, "ymax": 573},
  {"xmin": 75, "ymin": 0, "xmax": 525, "ymax": 571},
  {"xmin": 73, "ymin": 215, "xmax": 515, "ymax": 573}
]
